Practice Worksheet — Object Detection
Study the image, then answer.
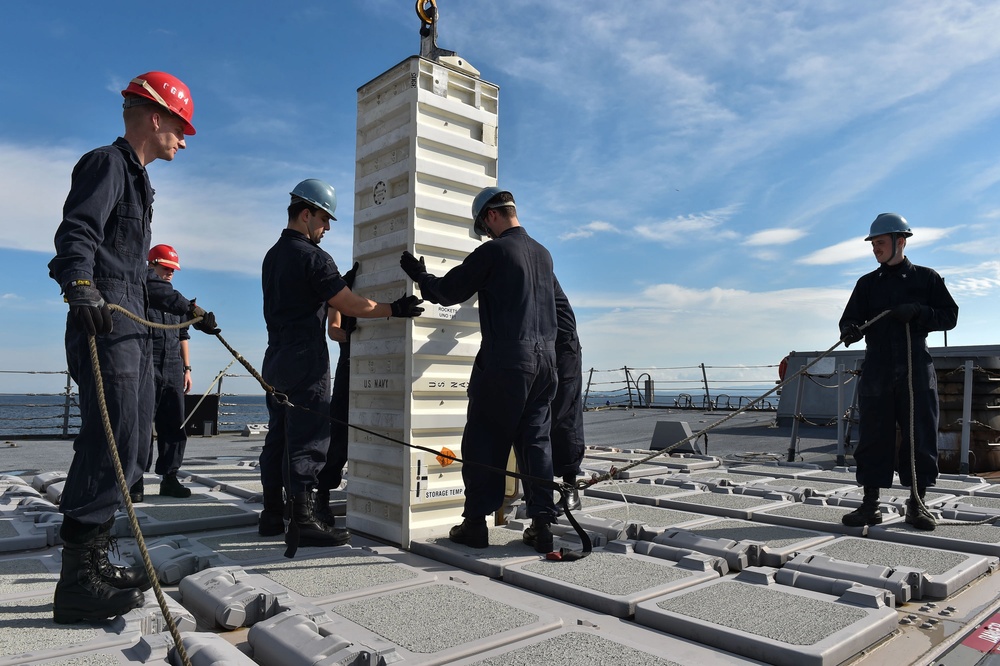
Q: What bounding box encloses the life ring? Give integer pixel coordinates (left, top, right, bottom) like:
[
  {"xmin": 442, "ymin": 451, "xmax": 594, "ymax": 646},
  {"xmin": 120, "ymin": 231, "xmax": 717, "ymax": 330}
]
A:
[{"xmin": 778, "ymin": 355, "xmax": 789, "ymax": 381}]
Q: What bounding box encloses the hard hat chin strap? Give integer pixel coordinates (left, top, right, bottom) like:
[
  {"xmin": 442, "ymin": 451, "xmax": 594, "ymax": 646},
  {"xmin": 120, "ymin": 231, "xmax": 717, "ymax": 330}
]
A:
[
  {"xmin": 306, "ymin": 211, "xmax": 325, "ymax": 245},
  {"xmin": 880, "ymin": 233, "xmax": 902, "ymax": 265}
]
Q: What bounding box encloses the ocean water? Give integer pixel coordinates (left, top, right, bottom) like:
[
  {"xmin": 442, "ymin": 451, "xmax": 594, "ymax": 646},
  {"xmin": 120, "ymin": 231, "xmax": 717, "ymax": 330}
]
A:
[
  {"xmin": 0, "ymin": 393, "xmax": 271, "ymax": 438},
  {"xmin": 1, "ymin": 388, "xmax": 775, "ymax": 438}
]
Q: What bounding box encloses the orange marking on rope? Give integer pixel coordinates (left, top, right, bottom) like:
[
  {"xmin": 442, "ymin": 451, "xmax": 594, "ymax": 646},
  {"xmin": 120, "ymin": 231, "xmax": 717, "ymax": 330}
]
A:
[{"xmin": 437, "ymin": 447, "xmax": 455, "ymax": 467}]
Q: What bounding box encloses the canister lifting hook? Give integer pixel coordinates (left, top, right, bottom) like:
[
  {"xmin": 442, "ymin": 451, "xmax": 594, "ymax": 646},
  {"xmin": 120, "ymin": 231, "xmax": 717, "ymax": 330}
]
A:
[{"xmin": 416, "ymin": 0, "xmax": 437, "ymax": 27}]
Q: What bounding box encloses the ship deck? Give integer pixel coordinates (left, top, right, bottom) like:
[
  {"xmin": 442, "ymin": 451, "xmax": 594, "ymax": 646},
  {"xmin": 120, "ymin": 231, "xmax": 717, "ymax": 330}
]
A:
[{"xmin": 2, "ymin": 407, "xmax": 999, "ymax": 665}]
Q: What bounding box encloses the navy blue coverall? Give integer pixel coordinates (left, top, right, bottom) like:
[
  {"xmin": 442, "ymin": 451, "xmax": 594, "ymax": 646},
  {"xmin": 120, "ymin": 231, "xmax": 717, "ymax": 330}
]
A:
[
  {"xmin": 415, "ymin": 226, "xmax": 560, "ymax": 522},
  {"xmin": 839, "ymin": 258, "xmax": 959, "ymax": 489},
  {"xmin": 260, "ymin": 229, "xmax": 348, "ymax": 496},
  {"xmin": 144, "ymin": 268, "xmax": 191, "ymax": 476},
  {"xmin": 552, "ymin": 279, "xmax": 585, "ymax": 480},
  {"xmin": 48, "ymin": 138, "xmax": 190, "ymax": 530},
  {"xmin": 318, "ymin": 318, "xmax": 353, "ymax": 491}
]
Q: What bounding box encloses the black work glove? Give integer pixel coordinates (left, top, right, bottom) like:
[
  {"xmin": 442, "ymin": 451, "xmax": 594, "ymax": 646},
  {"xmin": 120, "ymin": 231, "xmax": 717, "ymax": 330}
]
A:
[
  {"xmin": 188, "ymin": 300, "xmax": 220, "ymax": 334},
  {"xmin": 891, "ymin": 303, "xmax": 921, "ymax": 323},
  {"xmin": 64, "ymin": 280, "xmax": 114, "ymax": 336},
  {"xmin": 399, "ymin": 251, "xmax": 427, "ymax": 283},
  {"xmin": 342, "ymin": 261, "xmax": 360, "ymax": 290},
  {"xmin": 840, "ymin": 323, "xmax": 863, "ymax": 347},
  {"xmin": 390, "ymin": 295, "xmax": 424, "ymax": 318}
]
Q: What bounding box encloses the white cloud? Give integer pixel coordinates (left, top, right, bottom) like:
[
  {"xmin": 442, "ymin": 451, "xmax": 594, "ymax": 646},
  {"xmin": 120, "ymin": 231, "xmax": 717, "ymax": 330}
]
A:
[
  {"xmin": 633, "ymin": 206, "xmax": 741, "ymax": 245},
  {"xmin": 798, "ymin": 239, "xmax": 870, "ymax": 266},
  {"xmin": 939, "ymin": 260, "xmax": 1000, "ymax": 298},
  {"xmin": 559, "ymin": 221, "xmax": 620, "ymax": 241},
  {"xmin": 446, "ymin": 2, "xmax": 1000, "ymax": 233},
  {"xmin": 0, "ymin": 143, "xmax": 80, "ymax": 253},
  {"xmin": 743, "ymin": 228, "xmax": 806, "ymax": 246},
  {"xmin": 799, "ymin": 227, "xmax": 957, "ymax": 266},
  {"xmin": 0, "ymin": 141, "xmax": 356, "ymax": 276},
  {"xmin": 576, "ymin": 282, "xmax": 854, "ymax": 372}
]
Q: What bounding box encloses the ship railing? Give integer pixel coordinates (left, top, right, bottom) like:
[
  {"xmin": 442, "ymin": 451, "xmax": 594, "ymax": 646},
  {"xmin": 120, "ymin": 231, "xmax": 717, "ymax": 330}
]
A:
[
  {"xmin": 583, "ymin": 363, "xmax": 779, "ymax": 411},
  {"xmin": 2, "ymin": 362, "xmax": 782, "ymax": 437},
  {"xmin": 0, "ymin": 369, "xmax": 79, "ymax": 438}
]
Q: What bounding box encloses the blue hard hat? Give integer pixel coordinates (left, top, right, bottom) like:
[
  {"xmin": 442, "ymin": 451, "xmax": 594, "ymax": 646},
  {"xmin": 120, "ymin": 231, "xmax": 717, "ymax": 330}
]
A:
[
  {"xmin": 471, "ymin": 186, "xmax": 514, "ymax": 237},
  {"xmin": 290, "ymin": 179, "xmax": 337, "ymax": 220},
  {"xmin": 865, "ymin": 213, "xmax": 911, "ymax": 241}
]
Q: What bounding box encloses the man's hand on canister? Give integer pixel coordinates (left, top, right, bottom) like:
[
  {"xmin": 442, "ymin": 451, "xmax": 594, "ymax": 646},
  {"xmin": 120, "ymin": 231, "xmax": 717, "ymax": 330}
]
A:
[
  {"xmin": 891, "ymin": 303, "xmax": 921, "ymax": 323},
  {"xmin": 399, "ymin": 251, "xmax": 427, "ymax": 283},
  {"xmin": 188, "ymin": 299, "xmax": 221, "ymax": 334},
  {"xmin": 390, "ymin": 295, "xmax": 424, "ymax": 318},
  {"xmin": 64, "ymin": 280, "xmax": 114, "ymax": 336},
  {"xmin": 840, "ymin": 323, "xmax": 863, "ymax": 347}
]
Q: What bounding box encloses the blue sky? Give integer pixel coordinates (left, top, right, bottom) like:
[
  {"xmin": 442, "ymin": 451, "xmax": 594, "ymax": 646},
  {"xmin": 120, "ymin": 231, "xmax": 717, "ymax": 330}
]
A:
[{"xmin": 2, "ymin": 0, "xmax": 999, "ymax": 395}]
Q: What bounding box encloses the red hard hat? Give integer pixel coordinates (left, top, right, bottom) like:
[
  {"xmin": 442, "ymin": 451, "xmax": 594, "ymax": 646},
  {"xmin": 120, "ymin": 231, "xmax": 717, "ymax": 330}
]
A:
[
  {"xmin": 121, "ymin": 71, "xmax": 196, "ymax": 135},
  {"xmin": 149, "ymin": 244, "xmax": 181, "ymax": 270}
]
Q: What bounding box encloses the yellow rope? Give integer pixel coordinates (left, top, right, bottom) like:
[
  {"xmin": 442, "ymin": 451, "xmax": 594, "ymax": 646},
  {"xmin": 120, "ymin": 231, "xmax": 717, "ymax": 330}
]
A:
[
  {"xmin": 87, "ymin": 331, "xmax": 191, "ymax": 666},
  {"xmin": 109, "ymin": 303, "xmax": 281, "ymax": 399}
]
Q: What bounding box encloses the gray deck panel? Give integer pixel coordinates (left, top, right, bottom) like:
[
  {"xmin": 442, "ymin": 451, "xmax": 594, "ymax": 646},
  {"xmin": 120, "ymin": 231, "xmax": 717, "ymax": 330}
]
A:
[
  {"xmin": 869, "ymin": 520, "xmax": 1000, "ymax": 558},
  {"xmin": 662, "ymin": 470, "xmax": 778, "ymax": 487},
  {"xmin": 973, "ymin": 484, "xmax": 1000, "ymax": 498},
  {"xmin": 448, "ymin": 624, "xmax": 766, "ymax": 666},
  {"xmin": 726, "ymin": 463, "xmax": 825, "ymax": 478},
  {"xmin": 634, "ymin": 572, "xmax": 898, "ymax": 666},
  {"xmin": 798, "ymin": 467, "xmax": 866, "ymax": 484},
  {"xmin": 0, "ymin": 604, "xmax": 115, "ymax": 666},
  {"xmin": 652, "ymin": 489, "xmax": 796, "ymax": 520},
  {"xmin": 0, "ymin": 592, "xmax": 190, "ymax": 666},
  {"xmin": 938, "ymin": 496, "xmax": 1000, "ymax": 516},
  {"xmin": 247, "ymin": 549, "xmax": 436, "ymax": 605},
  {"xmin": 652, "ymin": 517, "xmax": 837, "ymax": 568},
  {"xmin": 750, "ymin": 479, "xmax": 859, "ymax": 501},
  {"xmin": 299, "ymin": 577, "xmax": 567, "ymax": 664},
  {"xmin": 830, "ymin": 487, "xmax": 956, "ymax": 509},
  {"xmin": 585, "ymin": 479, "xmax": 704, "ymax": 506},
  {"xmin": 0, "ymin": 518, "xmax": 49, "ymax": 552},
  {"xmin": 579, "ymin": 459, "xmax": 677, "ymax": 479},
  {"xmin": 752, "ymin": 498, "xmax": 905, "ymax": 535},
  {"xmin": 503, "ymin": 549, "xmax": 721, "ymax": 617},
  {"xmin": 795, "ymin": 536, "xmax": 999, "ymax": 599},
  {"xmin": 111, "ymin": 485, "xmax": 261, "ymax": 538},
  {"xmin": 408, "ymin": 523, "xmax": 574, "ymax": 579},
  {"xmin": 577, "ymin": 502, "xmax": 719, "ymax": 540}
]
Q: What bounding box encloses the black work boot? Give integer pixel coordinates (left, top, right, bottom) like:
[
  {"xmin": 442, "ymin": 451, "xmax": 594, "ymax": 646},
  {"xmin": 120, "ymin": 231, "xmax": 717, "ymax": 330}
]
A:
[
  {"xmin": 128, "ymin": 478, "xmax": 144, "ymax": 503},
  {"xmin": 905, "ymin": 488, "xmax": 937, "ymax": 531},
  {"xmin": 258, "ymin": 486, "xmax": 285, "ymax": 537},
  {"xmin": 842, "ymin": 487, "xmax": 882, "ymax": 527},
  {"xmin": 314, "ymin": 487, "xmax": 335, "ymax": 528},
  {"xmin": 561, "ymin": 474, "xmax": 582, "ymax": 513},
  {"xmin": 53, "ymin": 533, "xmax": 144, "ymax": 624},
  {"xmin": 523, "ymin": 517, "xmax": 554, "ymax": 554},
  {"xmin": 290, "ymin": 491, "xmax": 350, "ymax": 547},
  {"xmin": 159, "ymin": 473, "xmax": 191, "ymax": 498},
  {"xmin": 448, "ymin": 517, "xmax": 489, "ymax": 549},
  {"xmin": 93, "ymin": 521, "xmax": 152, "ymax": 591}
]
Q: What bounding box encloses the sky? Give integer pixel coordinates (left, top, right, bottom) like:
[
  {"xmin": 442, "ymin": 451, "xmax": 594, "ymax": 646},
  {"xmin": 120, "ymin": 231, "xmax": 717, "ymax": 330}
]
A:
[{"xmin": 2, "ymin": 0, "xmax": 1000, "ymax": 396}]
